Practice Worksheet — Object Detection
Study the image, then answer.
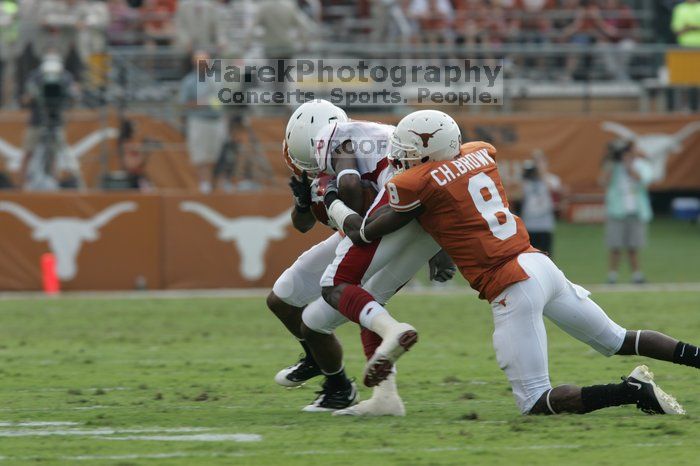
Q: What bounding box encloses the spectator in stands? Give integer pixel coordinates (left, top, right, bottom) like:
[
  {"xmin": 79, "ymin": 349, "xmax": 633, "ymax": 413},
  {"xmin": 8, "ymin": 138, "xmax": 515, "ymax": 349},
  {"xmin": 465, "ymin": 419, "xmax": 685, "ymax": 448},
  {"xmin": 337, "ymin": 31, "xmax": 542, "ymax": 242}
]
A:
[
  {"xmin": 106, "ymin": 0, "xmax": 142, "ymax": 46},
  {"xmin": 408, "ymin": 0, "xmax": 454, "ymax": 48},
  {"xmin": 598, "ymin": 0, "xmax": 638, "ymax": 80},
  {"xmin": 76, "ymin": 0, "xmax": 110, "ymax": 73},
  {"xmin": 518, "ymin": 149, "xmax": 562, "ymax": 257},
  {"xmin": 672, "ymin": 0, "xmax": 700, "ymax": 47},
  {"xmin": 216, "ymin": 0, "xmax": 259, "ymax": 58},
  {"xmin": 453, "ymin": 0, "xmax": 502, "ymax": 48},
  {"xmin": 506, "ymin": 0, "xmax": 554, "ymax": 78},
  {"xmin": 557, "ymin": 0, "xmax": 629, "ymax": 80},
  {"xmin": 0, "ymin": 0, "xmax": 18, "ymax": 107},
  {"xmin": 370, "ymin": 0, "xmax": 413, "ymax": 45},
  {"xmin": 14, "ymin": 0, "xmax": 41, "ymax": 103},
  {"xmin": 179, "ymin": 51, "xmax": 228, "ymax": 194},
  {"xmin": 174, "ymin": 0, "xmax": 221, "ymax": 54},
  {"xmin": 143, "ymin": 0, "xmax": 176, "ymax": 48},
  {"xmin": 250, "ymin": 0, "xmax": 313, "ymax": 60},
  {"xmin": 38, "ymin": 0, "xmax": 85, "ymax": 81},
  {"xmin": 599, "ymin": 139, "xmax": 653, "ymax": 285},
  {"xmin": 299, "ymin": 0, "xmax": 322, "ymax": 23}
]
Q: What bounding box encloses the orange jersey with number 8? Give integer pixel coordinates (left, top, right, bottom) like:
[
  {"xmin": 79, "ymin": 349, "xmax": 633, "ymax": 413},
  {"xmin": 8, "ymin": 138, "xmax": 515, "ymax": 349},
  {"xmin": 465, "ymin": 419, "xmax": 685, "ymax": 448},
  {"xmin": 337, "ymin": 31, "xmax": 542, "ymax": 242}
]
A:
[{"xmin": 387, "ymin": 142, "xmax": 538, "ymax": 301}]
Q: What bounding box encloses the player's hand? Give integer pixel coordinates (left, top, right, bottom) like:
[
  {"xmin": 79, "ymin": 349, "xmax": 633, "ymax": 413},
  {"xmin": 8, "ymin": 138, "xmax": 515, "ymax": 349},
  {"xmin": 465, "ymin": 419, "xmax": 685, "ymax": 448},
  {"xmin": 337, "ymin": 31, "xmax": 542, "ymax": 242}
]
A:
[
  {"xmin": 289, "ymin": 171, "xmax": 312, "ymax": 212},
  {"xmin": 323, "ymin": 178, "xmax": 339, "ymax": 208},
  {"xmin": 429, "ymin": 249, "xmax": 457, "ymax": 283}
]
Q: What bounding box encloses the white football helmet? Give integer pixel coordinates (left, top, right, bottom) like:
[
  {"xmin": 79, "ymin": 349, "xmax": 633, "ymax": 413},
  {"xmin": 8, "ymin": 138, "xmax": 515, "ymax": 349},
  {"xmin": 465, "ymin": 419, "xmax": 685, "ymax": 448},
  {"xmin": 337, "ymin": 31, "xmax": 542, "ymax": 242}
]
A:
[
  {"xmin": 389, "ymin": 110, "xmax": 462, "ymax": 172},
  {"xmin": 285, "ymin": 99, "xmax": 348, "ymax": 174}
]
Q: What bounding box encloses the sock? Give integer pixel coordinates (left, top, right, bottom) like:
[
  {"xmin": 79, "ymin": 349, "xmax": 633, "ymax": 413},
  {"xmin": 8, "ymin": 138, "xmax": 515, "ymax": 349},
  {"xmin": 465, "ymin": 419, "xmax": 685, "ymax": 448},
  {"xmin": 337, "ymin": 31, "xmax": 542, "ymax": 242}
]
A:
[
  {"xmin": 673, "ymin": 341, "xmax": 700, "ymax": 369},
  {"xmin": 358, "ymin": 302, "xmax": 399, "ymax": 338},
  {"xmin": 360, "ymin": 327, "xmax": 382, "ymax": 360},
  {"xmin": 323, "ymin": 366, "xmax": 350, "ymax": 390},
  {"xmin": 580, "ymin": 382, "xmax": 637, "ymax": 413},
  {"xmin": 338, "ymin": 285, "xmax": 375, "ymax": 323},
  {"xmin": 374, "ymin": 370, "xmax": 398, "ymax": 395},
  {"xmin": 338, "ymin": 286, "xmax": 400, "ymax": 337},
  {"xmin": 363, "ymin": 310, "xmax": 400, "ymax": 338}
]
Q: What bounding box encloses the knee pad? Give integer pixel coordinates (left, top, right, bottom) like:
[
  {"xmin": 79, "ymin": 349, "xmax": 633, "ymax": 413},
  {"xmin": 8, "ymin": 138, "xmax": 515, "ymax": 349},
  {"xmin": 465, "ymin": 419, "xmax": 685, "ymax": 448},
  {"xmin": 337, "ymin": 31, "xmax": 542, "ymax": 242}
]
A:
[
  {"xmin": 301, "ymin": 298, "xmax": 348, "ymax": 335},
  {"xmin": 272, "ymin": 267, "xmax": 318, "ymax": 308}
]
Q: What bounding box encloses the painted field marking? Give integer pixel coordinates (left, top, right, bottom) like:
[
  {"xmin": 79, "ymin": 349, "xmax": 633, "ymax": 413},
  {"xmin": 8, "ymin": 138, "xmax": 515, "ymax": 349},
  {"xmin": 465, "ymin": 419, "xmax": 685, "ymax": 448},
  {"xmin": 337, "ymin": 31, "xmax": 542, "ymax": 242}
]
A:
[
  {"xmin": 0, "ymin": 421, "xmax": 79, "ymax": 427},
  {"xmin": 106, "ymin": 433, "xmax": 262, "ymax": 442},
  {"xmin": 0, "ymin": 426, "xmax": 212, "ymax": 438}
]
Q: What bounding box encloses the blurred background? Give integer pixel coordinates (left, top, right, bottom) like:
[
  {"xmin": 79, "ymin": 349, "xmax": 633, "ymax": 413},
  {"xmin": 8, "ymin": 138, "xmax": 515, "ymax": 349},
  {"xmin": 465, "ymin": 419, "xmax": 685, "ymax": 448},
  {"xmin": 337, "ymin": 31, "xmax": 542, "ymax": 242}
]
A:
[{"xmin": 0, "ymin": 0, "xmax": 697, "ymax": 292}]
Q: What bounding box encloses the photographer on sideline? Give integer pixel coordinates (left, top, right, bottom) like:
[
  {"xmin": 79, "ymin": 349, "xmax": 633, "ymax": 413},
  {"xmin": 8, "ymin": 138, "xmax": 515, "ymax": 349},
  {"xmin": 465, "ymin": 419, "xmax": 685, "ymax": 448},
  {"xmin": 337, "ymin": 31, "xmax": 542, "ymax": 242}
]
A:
[
  {"xmin": 19, "ymin": 53, "xmax": 79, "ymax": 190},
  {"xmin": 599, "ymin": 139, "xmax": 654, "ymax": 284},
  {"xmin": 519, "ymin": 149, "xmax": 562, "ymax": 257}
]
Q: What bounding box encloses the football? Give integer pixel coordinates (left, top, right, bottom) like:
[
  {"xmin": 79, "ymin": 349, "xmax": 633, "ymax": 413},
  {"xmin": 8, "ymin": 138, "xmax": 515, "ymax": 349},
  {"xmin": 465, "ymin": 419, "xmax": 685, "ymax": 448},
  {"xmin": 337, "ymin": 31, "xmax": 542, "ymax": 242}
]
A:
[{"xmin": 309, "ymin": 173, "xmax": 377, "ymax": 228}]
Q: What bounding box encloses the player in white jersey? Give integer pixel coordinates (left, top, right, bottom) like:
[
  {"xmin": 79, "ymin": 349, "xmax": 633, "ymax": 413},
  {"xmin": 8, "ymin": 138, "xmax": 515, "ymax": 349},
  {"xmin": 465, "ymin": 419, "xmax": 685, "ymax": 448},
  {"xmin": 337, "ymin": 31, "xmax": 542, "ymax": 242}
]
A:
[
  {"xmin": 267, "ymin": 100, "xmax": 455, "ymax": 415},
  {"xmin": 312, "ymin": 120, "xmax": 395, "ymax": 191},
  {"xmin": 293, "ymin": 110, "xmax": 456, "ymax": 416}
]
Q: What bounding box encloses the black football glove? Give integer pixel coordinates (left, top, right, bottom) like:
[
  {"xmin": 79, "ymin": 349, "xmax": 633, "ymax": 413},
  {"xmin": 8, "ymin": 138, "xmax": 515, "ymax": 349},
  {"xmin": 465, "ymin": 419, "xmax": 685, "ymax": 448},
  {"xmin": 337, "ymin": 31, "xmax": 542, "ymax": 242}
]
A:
[
  {"xmin": 289, "ymin": 171, "xmax": 312, "ymax": 212},
  {"xmin": 429, "ymin": 249, "xmax": 457, "ymax": 283}
]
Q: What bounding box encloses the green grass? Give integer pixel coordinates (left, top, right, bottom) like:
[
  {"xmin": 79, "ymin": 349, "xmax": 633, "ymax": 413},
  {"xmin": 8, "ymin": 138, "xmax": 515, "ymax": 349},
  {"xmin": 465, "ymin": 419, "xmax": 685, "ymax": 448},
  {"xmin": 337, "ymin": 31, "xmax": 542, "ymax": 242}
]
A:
[
  {"xmin": 410, "ymin": 218, "xmax": 700, "ymax": 288},
  {"xmin": 1, "ymin": 292, "xmax": 700, "ymax": 465},
  {"xmin": 553, "ymin": 218, "xmax": 700, "ymax": 284}
]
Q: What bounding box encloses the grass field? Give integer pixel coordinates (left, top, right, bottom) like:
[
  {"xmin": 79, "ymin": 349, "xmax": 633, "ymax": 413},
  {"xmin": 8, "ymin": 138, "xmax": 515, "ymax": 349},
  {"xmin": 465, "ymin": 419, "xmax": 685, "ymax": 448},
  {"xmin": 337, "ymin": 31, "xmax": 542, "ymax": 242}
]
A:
[
  {"xmin": 552, "ymin": 218, "xmax": 700, "ymax": 284},
  {"xmin": 1, "ymin": 290, "xmax": 700, "ymax": 465}
]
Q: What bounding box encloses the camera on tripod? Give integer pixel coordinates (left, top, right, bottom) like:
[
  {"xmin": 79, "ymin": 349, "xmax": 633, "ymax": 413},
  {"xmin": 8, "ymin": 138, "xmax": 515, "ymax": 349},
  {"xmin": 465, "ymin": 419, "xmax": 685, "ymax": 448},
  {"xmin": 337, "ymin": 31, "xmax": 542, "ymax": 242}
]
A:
[
  {"xmin": 38, "ymin": 56, "xmax": 69, "ymax": 128},
  {"xmin": 605, "ymin": 138, "xmax": 633, "ymax": 163}
]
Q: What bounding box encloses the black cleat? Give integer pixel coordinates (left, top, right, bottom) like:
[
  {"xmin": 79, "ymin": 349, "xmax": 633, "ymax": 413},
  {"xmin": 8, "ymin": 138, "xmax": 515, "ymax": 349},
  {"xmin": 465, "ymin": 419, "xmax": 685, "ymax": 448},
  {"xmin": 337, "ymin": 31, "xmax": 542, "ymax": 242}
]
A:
[
  {"xmin": 302, "ymin": 379, "xmax": 359, "ymax": 412},
  {"xmin": 274, "ymin": 355, "xmax": 322, "ymax": 388},
  {"xmin": 624, "ymin": 365, "xmax": 685, "ymax": 415}
]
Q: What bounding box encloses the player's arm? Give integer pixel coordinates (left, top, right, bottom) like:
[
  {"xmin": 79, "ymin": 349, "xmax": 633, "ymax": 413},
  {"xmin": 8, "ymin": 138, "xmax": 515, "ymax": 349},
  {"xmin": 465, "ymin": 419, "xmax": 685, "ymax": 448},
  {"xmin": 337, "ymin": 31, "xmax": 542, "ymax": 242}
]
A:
[
  {"xmin": 353, "ymin": 205, "xmax": 422, "ymax": 244},
  {"xmin": 289, "ymin": 171, "xmax": 316, "ymax": 233},
  {"xmin": 324, "ymin": 178, "xmax": 423, "ymax": 245},
  {"xmin": 323, "ymin": 190, "xmax": 421, "ymax": 245},
  {"xmin": 330, "ymin": 140, "xmax": 365, "ymax": 214}
]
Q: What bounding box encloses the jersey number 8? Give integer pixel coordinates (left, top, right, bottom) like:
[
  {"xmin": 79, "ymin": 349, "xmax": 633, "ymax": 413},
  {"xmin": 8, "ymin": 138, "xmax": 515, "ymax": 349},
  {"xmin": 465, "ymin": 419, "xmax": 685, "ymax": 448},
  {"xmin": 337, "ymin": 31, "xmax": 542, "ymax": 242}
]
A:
[{"xmin": 468, "ymin": 172, "xmax": 517, "ymax": 241}]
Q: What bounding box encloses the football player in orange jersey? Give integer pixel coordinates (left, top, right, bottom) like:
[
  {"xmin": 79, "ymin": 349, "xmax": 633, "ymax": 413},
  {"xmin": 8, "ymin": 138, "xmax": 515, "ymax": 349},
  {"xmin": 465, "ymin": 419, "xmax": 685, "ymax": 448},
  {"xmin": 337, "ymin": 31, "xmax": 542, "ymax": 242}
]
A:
[{"xmin": 322, "ymin": 110, "xmax": 700, "ymax": 416}]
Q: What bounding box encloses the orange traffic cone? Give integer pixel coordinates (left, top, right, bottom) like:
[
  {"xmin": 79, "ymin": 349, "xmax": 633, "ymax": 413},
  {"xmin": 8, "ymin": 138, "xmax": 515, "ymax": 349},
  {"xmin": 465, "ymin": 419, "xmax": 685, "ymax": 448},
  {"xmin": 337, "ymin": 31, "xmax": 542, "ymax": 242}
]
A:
[{"xmin": 41, "ymin": 253, "xmax": 60, "ymax": 295}]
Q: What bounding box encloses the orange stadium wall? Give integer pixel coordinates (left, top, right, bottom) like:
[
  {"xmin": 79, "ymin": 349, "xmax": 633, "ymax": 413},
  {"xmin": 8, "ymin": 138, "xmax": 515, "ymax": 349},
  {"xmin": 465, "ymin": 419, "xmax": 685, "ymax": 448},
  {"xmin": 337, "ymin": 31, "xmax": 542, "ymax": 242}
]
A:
[
  {"xmin": 0, "ymin": 192, "xmax": 331, "ymax": 291},
  {"xmin": 0, "ymin": 112, "xmax": 698, "ymax": 291},
  {"xmin": 0, "ymin": 111, "xmax": 699, "ymax": 192}
]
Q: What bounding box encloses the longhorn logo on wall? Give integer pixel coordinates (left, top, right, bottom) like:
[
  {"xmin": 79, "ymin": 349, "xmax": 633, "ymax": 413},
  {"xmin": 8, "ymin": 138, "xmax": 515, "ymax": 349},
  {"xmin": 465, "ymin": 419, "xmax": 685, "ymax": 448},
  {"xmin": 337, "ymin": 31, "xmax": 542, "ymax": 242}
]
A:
[
  {"xmin": 0, "ymin": 128, "xmax": 118, "ymax": 172},
  {"xmin": 0, "ymin": 201, "xmax": 137, "ymax": 280},
  {"xmin": 601, "ymin": 121, "xmax": 700, "ymax": 183},
  {"xmin": 179, "ymin": 202, "xmax": 292, "ymax": 281}
]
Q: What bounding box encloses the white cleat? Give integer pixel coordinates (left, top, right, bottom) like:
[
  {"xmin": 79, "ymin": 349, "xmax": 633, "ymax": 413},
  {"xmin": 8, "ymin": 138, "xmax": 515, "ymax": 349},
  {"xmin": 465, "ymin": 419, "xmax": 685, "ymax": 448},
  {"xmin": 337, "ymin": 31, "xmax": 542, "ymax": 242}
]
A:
[
  {"xmin": 626, "ymin": 365, "xmax": 686, "ymax": 415},
  {"xmin": 364, "ymin": 323, "xmax": 418, "ymax": 387},
  {"xmin": 333, "ymin": 375, "xmax": 405, "ymax": 417}
]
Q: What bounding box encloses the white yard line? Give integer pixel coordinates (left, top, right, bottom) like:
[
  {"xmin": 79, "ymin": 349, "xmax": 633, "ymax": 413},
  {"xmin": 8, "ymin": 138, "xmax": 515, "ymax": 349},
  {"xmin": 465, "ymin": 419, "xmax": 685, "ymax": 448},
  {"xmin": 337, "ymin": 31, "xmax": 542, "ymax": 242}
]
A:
[
  {"xmin": 1, "ymin": 283, "xmax": 699, "ymax": 302},
  {"xmin": 0, "ymin": 427, "xmax": 212, "ymax": 438},
  {"xmin": 105, "ymin": 433, "xmax": 262, "ymax": 442},
  {"xmin": 0, "ymin": 421, "xmax": 79, "ymax": 427}
]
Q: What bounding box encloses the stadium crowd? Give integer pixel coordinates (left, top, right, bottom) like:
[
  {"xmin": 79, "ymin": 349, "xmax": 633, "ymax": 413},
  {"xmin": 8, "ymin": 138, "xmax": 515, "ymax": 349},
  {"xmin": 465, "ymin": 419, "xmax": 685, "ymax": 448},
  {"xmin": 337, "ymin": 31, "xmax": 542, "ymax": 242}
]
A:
[
  {"xmin": 0, "ymin": 0, "xmax": 696, "ymax": 193},
  {"xmin": 0, "ymin": 1, "xmax": 696, "ymax": 97}
]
